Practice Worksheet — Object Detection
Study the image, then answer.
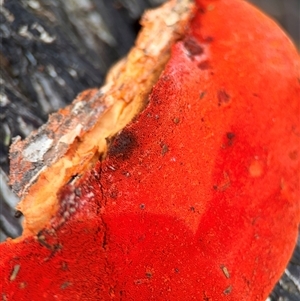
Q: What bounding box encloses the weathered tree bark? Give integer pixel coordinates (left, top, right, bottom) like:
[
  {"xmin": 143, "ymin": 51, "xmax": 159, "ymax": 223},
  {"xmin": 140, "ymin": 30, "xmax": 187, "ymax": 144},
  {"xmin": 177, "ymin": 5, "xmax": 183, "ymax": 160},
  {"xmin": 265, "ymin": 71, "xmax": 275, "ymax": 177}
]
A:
[{"xmin": 0, "ymin": 0, "xmax": 299, "ymax": 300}]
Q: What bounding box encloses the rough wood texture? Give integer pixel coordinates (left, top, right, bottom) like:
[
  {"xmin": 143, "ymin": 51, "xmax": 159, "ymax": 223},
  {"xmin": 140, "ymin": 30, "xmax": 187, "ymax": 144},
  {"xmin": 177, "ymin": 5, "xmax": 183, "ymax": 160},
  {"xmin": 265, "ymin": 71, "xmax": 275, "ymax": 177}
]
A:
[{"xmin": 0, "ymin": 0, "xmax": 299, "ymax": 300}]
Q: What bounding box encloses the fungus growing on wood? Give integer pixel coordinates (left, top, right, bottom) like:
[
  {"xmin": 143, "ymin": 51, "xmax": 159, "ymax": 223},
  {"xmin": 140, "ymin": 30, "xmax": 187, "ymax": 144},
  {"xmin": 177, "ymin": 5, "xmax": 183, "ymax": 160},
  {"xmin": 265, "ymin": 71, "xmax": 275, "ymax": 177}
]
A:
[{"xmin": 1, "ymin": 0, "xmax": 299, "ymax": 300}]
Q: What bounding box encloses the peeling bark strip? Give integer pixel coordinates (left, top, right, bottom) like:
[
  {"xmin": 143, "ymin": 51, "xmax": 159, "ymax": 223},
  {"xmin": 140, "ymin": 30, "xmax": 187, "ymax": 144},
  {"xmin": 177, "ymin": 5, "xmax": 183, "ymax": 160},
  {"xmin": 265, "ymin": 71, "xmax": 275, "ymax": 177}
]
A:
[{"xmin": 9, "ymin": 0, "xmax": 194, "ymax": 237}]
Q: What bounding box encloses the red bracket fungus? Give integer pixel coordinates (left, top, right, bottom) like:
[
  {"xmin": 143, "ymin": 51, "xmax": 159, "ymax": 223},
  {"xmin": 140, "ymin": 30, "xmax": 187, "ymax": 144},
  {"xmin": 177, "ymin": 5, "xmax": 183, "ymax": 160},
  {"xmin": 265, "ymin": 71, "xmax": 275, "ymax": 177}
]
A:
[{"xmin": 1, "ymin": 0, "xmax": 299, "ymax": 300}]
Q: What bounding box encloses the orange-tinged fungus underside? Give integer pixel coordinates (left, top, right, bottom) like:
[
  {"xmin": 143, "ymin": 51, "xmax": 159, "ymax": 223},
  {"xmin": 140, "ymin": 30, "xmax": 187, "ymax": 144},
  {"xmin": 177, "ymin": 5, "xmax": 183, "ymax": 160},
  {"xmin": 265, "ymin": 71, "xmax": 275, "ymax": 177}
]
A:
[{"xmin": 1, "ymin": 0, "xmax": 300, "ymax": 300}]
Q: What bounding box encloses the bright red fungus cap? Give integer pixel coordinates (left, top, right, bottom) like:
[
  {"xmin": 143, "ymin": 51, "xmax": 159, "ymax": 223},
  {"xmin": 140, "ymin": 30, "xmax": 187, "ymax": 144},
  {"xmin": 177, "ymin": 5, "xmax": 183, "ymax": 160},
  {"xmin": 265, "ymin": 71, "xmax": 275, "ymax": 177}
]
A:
[{"xmin": 1, "ymin": 0, "xmax": 299, "ymax": 300}]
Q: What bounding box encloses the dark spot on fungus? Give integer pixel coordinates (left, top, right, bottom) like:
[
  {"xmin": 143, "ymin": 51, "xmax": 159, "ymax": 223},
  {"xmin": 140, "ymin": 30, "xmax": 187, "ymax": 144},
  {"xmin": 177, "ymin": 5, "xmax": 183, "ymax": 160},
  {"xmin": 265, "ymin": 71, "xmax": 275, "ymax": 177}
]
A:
[
  {"xmin": 37, "ymin": 234, "xmax": 53, "ymax": 250},
  {"xmin": 14, "ymin": 210, "xmax": 23, "ymax": 218},
  {"xmin": 190, "ymin": 206, "xmax": 195, "ymax": 212},
  {"xmin": 226, "ymin": 132, "xmax": 235, "ymax": 140},
  {"xmin": 140, "ymin": 203, "xmax": 146, "ymax": 210},
  {"xmin": 183, "ymin": 38, "xmax": 204, "ymax": 56},
  {"xmin": 226, "ymin": 132, "xmax": 236, "ymax": 146},
  {"xmin": 37, "ymin": 229, "xmax": 60, "ymax": 253},
  {"xmin": 134, "ymin": 279, "xmax": 143, "ymax": 285},
  {"xmin": 173, "ymin": 117, "xmax": 180, "ymax": 124},
  {"xmin": 289, "ymin": 150, "xmax": 298, "ymax": 160},
  {"xmin": 198, "ymin": 60, "xmax": 211, "ymax": 70},
  {"xmin": 151, "ymin": 94, "xmax": 162, "ymax": 105},
  {"xmin": 200, "ymin": 91, "xmax": 206, "ymax": 99},
  {"xmin": 161, "ymin": 143, "xmax": 169, "ymax": 156},
  {"xmin": 204, "ymin": 36, "xmax": 214, "ymax": 43},
  {"xmin": 110, "ymin": 189, "xmax": 118, "ymax": 199},
  {"xmin": 74, "ymin": 188, "xmax": 81, "ymax": 197},
  {"xmin": 223, "ymin": 286, "xmax": 232, "ymax": 295},
  {"xmin": 108, "ymin": 130, "xmax": 138, "ymax": 160},
  {"xmin": 203, "ymin": 295, "xmax": 210, "ymax": 301},
  {"xmin": 198, "ymin": 7, "xmax": 206, "ymax": 14},
  {"xmin": 218, "ymin": 90, "xmax": 231, "ymax": 106},
  {"xmin": 146, "ymin": 272, "xmax": 152, "ymax": 279}
]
